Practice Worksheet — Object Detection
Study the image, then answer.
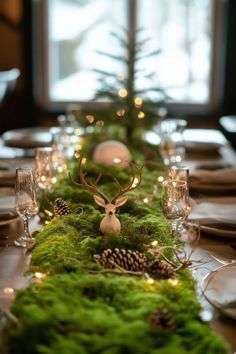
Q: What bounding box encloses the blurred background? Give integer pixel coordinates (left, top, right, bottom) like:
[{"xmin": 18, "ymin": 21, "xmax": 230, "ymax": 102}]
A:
[{"xmin": 0, "ymin": 0, "xmax": 236, "ymax": 145}]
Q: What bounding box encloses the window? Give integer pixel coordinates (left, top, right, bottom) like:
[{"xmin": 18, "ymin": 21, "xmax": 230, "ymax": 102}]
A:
[{"xmin": 33, "ymin": 0, "xmax": 227, "ymax": 112}]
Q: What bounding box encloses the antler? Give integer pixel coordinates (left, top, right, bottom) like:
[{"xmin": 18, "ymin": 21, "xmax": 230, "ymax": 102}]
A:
[
  {"xmin": 69, "ymin": 156, "xmax": 109, "ymax": 203},
  {"xmin": 110, "ymin": 161, "xmax": 143, "ymax": 203}
]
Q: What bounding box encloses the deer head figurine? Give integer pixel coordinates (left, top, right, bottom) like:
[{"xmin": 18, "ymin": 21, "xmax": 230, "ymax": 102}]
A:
[{"xmin": 69, "ymin": 156, "xmax": 142, "ymax": 237}]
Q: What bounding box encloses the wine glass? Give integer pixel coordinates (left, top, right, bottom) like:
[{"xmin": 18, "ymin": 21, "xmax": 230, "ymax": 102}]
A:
[
  {"xmin": 167, "ymin": 166, "xmax": 191, "ymax": 218},
  {"xmin": 14, "ymin": 167, "xmax": 38, "ymax": 248},
  {"xmin": 162, "ymin": 179, "xmax": 188, "ymax": 236}
]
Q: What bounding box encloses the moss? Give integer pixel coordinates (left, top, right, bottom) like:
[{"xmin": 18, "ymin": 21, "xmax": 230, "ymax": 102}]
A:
[
  {"xmin": 6, "ymin": 141, "xmax": 229, "ymax": 354},
  {"xmin": 8, "ymin": 274, "xmax": 228, "ymax": 354}
]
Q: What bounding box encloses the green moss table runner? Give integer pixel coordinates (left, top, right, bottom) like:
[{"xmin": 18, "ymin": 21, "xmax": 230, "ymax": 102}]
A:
[{"xmin": 5, "ymin": 156, "xmax": 229, "ymax": 354}]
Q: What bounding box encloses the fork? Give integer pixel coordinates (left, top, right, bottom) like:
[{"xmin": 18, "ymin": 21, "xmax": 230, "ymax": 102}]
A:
[{"xmin": 209, "ymin": 253, "xmax": 236, "ymax": 265}]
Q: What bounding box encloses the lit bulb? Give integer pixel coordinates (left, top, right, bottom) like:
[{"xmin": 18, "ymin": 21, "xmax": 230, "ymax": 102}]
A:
[
  {"xmin": 158, "ymin": 176, "xmax": 164, "ymax": 183},
  {"xmin": 151, "ymin": 240, "xmax": 158, "ymax": 246},
  {"xmin": 145, "ymin": 273, "xmax": 155, "ymax": 284},
  {"xmin": 132, "ymin": 177, "xmax": 139, "ymax": 187},
  {"xmin": 34, "ymin": 272, "xmax": 47, "ymax": 280},
  {"xmin": 143, "ymin": 197, "xmax": 149, "ymax": 204},
  {"xmin": 138, "ymin": 112, "xmax": 145, "ymax": 119},
  {"xmin": 168, "ymin": 279, "xmax": 178, "ymax": 286},
  {"xmin": 134, "ymin": 97, "xmax": 142, "ymax": 107},
  {"xmin": 119, "ymin": 88, "xmax": 128, "ymax": 97},
  {"xmin": 113, "ymin": 158, "xmax": 121, "ymax": 164},
  {"xmin": 3, "ymin": 287, "xmax": 14, "ymax": 294}
]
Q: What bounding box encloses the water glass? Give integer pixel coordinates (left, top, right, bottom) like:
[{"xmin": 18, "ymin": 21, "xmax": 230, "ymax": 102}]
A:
[
  {"xmin": 14, "ymin": 167, "xmax": 38, "ymax": 248},
  {"xmin": 162, "ymin": 179, "xmax": 188, "ymax": 234},
  {"xmin": 35, "ymin": 147, "xmax": 54, "ymax": 190},
  {"xmin": 167, "ymin": 166, "xmax": 191, "ymax": 218},
  {"xmin": 158, "ymin": 119, "xmax": 187, "ymax": 166}
]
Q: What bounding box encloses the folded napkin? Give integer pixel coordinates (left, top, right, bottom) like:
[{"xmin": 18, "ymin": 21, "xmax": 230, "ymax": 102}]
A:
[
  {"xmin": 189, "ymin": 201, "xmax": 236, "ymax": 229},
  {"xmin": 189, "ymin": 168, "xmax": 236, "ymax": 185}
]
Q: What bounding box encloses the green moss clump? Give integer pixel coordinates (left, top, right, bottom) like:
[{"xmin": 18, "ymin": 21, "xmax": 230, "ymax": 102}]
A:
[{"xmin": 8, "ymin": 274, "xmax": 228, "ymax": 354}]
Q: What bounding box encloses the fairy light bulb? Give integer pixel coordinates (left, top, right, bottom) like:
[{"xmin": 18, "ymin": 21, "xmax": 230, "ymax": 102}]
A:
[
  {"xmin": 138, "ymin": 112, "xmax": 145, "ymax": 119},
  {"xmin": 119, "ymin": 88, "xmax": 128, "ymax": 97},
  {"xmin": 151, "ymin": 240, "xmax": 158, "ymax": 246},
  {"xmin": 132, "ymin": 177, "xmax": 139, "ymax": 188},
  {"xmin": 134, "ymin": 97, "xmax": 142, "ymax": 108},
  {"xmin": 145, "ymin": 273, "xmax": 155, "ymax": 284},
  {"xmin": 3, "ymin": 287, "xmax": 14, "ymax": 294},
  {"xmin": 168, "ymin": 279, "xmax": 179, "ymax": 286}
]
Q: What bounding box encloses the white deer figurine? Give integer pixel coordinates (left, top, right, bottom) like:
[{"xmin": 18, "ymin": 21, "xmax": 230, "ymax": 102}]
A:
[{"xmin": 69, "ymin": 156, "xmax": 142, "ymax": 237}]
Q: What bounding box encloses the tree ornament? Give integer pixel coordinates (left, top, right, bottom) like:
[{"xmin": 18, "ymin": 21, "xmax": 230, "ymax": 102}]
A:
[
  {"xmin": 147, "ymin": 259, "xmax": 175, "ymax": 279},
  {"xmin": 69, "ymin": 155, "xmax": 142, "ymax": 237},
  {"xmin": 149, "ymin": 308, "xmax": 175, "ymax": 331},
  {"xmin": 92, "ymin": 140, "xmax": 131, "ymax": 169},
  {"xmin": 53, "ymin": 198, "xmax": 70, "ymax": 217},
  {"xmin": 93, "ymin": 248, "xmax": 148, "ymax": 271}
]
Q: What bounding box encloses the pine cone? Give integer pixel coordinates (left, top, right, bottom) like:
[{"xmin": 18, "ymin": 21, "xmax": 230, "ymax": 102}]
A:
[
  {"xmin": 147, "ymin": 259, "xmax": 174, "ymax": 279},
  {"xmin": 54, "ymin": 198, "xmax": 70, "ymax": 217},
  {"xmin": 93, "ymin": 248, "xmax": 148, "ymax": 272},
  {"xmin": 149, "ymin": 308, "xmax": 175, "ymax": 331}
]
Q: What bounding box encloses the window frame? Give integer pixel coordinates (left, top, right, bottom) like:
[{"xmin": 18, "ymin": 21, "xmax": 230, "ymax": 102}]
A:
[{"xmin": 32, "ymin": 0, "xmax": 228, "ymax": 115}]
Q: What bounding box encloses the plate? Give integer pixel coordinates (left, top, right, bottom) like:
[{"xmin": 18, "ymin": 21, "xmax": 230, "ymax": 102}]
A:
[
  {"xmin": 201, "ymin": 263, "xmax": 236, "ymax": 319},
  {"xmin": 2, "ymin": 127, "xmax": 52, "ymax": 149},
  {"xmin": 189, "ymin": 197, "xmax": 236, "ymax": 238},
  {"xmin": 0, "ymin": 209, "xmax": 19, "ymax": 226}
]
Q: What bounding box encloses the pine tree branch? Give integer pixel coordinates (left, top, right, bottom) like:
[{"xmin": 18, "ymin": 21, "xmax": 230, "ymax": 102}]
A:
[
  {"xmin": 137, "ymin": 49, "xmax": 162, "ymax": 60},
  {"xmin": 96, "ymin": 50, "xmax": 128, "ymax": 63}
]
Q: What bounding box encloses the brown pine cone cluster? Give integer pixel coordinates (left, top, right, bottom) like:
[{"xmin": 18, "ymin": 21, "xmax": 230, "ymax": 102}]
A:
[
  {"xmin": 147, "ymin": 259, "xmax": 175, "ymax": 279},
  {"xmin": 149, "ymin": 308, "xmax": 175, "ymax": 331},
  {"xmin": 93, "ymin": 248, "xmax": 176, "ymax": 279},
  {"xmin": 54, "ymin": 198, "xmax": 70, "ymax": 217},
  {"xmin": 93, "ymin": 248, "xmax": 148, "ymax": 271}
]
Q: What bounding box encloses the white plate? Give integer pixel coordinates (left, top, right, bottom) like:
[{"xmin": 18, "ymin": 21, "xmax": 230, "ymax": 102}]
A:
[
  {"xmin": 2, "ymin": 127, "xmax": 52, "ymax": 149},
  {"xmin": 201, "ymin": 263, "xmax": 236, "ymax": 319},
  {"xmin": 189, "ymin": 197, "xmax": 236, "ymax": 238}
]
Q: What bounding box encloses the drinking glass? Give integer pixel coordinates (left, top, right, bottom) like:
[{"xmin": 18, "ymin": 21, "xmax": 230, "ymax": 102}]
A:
[
  {"xmin": 168, "ymin": 166, "xmax": 191, "ymax": 218},
  {"xmin": 158, "ymin": 119, "xmax": 187, "ymax": 166},
  {"xmin": 162, "ymin": 179, "xmax": 188, "ymax": 235},
  {"xmin": 35, "ymin": 147, "xmax": 55, "ymax": 190},
  {"xmin": 14, "ymin": 167, "xmax": 38, "ymax": 248}
]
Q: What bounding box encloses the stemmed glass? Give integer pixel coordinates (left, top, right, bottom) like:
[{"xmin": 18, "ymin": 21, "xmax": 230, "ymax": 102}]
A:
[
  {"xmin": 162, "ymin": 179, "xmax": 188, "ymax": 236},
  {"xmin": 167, "ymin": 166, "xmax": 191, "ymax": 219},
  {"xmin": 14, "ymin": 167, "xmax": 38, "ymax": 248}
]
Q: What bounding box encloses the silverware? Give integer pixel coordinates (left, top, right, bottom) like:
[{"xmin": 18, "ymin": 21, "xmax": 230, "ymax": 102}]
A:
[{"xmin": 209, "ymin": 253, "xmax": 236, "ymax": 265}]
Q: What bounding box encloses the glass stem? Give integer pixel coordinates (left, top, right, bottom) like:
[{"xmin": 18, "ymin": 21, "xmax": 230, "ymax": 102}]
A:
[{"xmin": 23, "ymin": 218, "xmax": 31, "ymax": 238}]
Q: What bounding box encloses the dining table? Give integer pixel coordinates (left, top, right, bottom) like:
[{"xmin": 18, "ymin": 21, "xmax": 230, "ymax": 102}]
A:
[{"xmin": 0, "ymin": 126, "xmax": 236, "ymax": 353}]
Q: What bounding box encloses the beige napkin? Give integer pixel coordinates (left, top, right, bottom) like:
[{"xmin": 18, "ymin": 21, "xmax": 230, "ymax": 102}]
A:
[
  {"xmin": 189, "ymin": 200, "xmax": 236, "ymax": 229},
  {"xmin": 190, "ymin": 168, "xmax": 236, "ymax": 185}
]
